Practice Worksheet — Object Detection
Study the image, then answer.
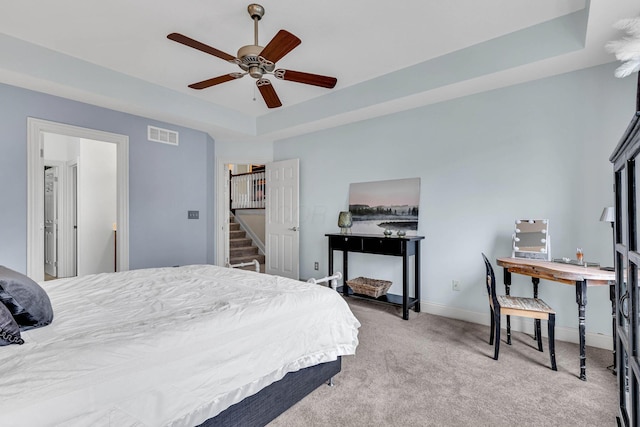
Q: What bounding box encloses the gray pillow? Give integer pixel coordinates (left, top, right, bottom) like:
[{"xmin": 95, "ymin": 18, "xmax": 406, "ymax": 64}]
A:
[
  {"xmin": 0, "ymin": 301, "xmax": 24, "ymax": 346},
  {"xmin": 0, "ymin": 266, "xmax": 53, "ymax": 330}
]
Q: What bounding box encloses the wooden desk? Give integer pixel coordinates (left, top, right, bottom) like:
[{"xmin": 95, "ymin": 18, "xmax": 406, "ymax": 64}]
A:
[
  {"xmin": 497, "ymin": 257, "xmax": 615, "ymax": 381},
  {"xmin": 326, "ymin": 233, "xmax": 424, "ymax": 320}
]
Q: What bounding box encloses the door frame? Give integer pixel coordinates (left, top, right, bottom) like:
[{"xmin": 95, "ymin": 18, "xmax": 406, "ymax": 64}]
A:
[
  {"xmin": 27, "ymin": 118, "xmax": 129, "ymax": 281},
  {"xmin": 215, "ymin": 156, "xmax": 271, "ymax": 268}
]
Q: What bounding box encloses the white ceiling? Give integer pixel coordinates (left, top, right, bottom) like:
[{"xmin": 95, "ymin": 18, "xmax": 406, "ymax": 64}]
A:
[{"xmin": 0, "ymin": 0, "xmax": 637, "ymax": 142}]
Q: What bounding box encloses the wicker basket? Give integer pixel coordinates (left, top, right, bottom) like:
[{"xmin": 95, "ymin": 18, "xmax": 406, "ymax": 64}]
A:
[{"xmin": 346, "ymin": 277, "xmax": 392, "ymax": 298}]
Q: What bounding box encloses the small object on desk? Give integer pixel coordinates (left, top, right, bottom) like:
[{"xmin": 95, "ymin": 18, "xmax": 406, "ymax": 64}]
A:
[
  {"xmin": 337, "ymin": 211, "xmax": 352, "ymax": 235},
  {"xmin": 383, "ymin": 228, "xmax": 393, "ymax": 237},
  {"xmin": 576, "ymin": 248, "xmax": 583, "ymax": 265},
  {"xmin": 397, "ymin": 230, "xmax": 406, "ymax": 237},
  {"xmin": 512, "ymin": 219, "xmax": 551, "ymax": 261},
  {"xmin": 552, "ymin": 258, "xmax": 600, "ymax": 268}
]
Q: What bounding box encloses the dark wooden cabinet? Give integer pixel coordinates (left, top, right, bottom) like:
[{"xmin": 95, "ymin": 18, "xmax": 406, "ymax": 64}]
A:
[
  {"xmin": 326, "ymin": 233, "xmax": 424, "ymax": 320},
  {"xmin": 610, "ymin": 107, "xmax": 640, "ymax": 426}
]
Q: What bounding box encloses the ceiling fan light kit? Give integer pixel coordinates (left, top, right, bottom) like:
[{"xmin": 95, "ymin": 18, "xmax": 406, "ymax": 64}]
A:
[{"xmin": 167, "ymin": 3, "xmax": 337, "ymax": 109}]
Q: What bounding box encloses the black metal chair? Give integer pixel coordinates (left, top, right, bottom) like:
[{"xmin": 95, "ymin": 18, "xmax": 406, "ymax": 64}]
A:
[{"xmin": 482, "ymin": 253, "xmax": 557, "ymax": 371}]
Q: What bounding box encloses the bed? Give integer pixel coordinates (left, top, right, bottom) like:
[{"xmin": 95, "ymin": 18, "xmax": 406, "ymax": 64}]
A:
[{"xmin": 0, "ymin": 264, "xmax": 360, "ymax": 426}]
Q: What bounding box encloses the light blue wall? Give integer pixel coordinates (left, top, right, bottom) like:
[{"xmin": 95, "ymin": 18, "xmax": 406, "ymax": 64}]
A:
[
  {"xmin": 274, "ymin": 62, "xmax": 635, "ymax": 336},
  {"xmin": 0, "ymin": 82, "xmax": 215, "ymax": 272},
  {"xmin": 2, "ymin": 61, "xmax": 633, "ymax": 340}
]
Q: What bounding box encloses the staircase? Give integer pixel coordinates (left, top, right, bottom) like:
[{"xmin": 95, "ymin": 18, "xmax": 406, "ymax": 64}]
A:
[{"xmin": 229, "ymin": 216, "xmax": 265, "ymax": 272}]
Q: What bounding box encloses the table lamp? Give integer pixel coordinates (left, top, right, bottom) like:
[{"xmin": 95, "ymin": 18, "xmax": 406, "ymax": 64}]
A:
[
  {"xmin": 600, "ymin": 206, "xmax": 615, "ymax": 271},
  {"xmin": 338, "ymin": 211, "xmax": 352, "ymax": 235}
]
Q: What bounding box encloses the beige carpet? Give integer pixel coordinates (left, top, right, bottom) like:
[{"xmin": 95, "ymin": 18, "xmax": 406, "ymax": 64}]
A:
[{"xmin": 269, "ymin": 298, "xmax": 618, "ymax": 427}]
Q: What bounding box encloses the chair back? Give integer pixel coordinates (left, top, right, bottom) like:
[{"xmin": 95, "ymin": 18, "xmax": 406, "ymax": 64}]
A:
[{"xmin": 481, "ymin": 253, "xmax": 500, "ymax": 308}]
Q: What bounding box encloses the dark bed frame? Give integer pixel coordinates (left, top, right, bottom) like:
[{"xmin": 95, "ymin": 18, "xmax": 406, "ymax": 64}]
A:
[{"xmin": 199, "ymin": 357, "xmax": 341, "ymax": 427}]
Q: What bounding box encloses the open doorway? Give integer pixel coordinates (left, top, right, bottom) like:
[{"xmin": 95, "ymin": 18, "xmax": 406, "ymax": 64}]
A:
[
  {"xmin": 41, "ymin": 134, "xmax": 117, "ymax": 280},
  {"xmin": 27, "ymin": 118, "xmax": 129, "ymax": 282},
  {"xmin": 216, "ymin": 158, "xmax": 269, "ymax": 270},
  {"xmin": 228, "ymin": 164, "xmax": 267, "ymax": 272},
  {"xmin": 216, "ymin": 158, "xmax": 300, "ymax": 279}
]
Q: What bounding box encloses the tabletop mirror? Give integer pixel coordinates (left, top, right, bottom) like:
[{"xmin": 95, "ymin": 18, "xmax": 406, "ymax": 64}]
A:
[{"xmin": 512, "ymin": 219, "xmax": 550, "ymax": 260}]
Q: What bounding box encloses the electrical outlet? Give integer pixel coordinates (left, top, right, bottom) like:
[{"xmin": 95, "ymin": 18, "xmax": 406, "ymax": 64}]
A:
[
  {"xmin": 314, "ymin": 261, "xmax": 319, "ymax": 270},
  {"xmin": 188, "ymin": 210, "xmax": 199, "ymax": 219},
  {"xmin": 452, "ymin": 280, "xmax": 461, "ymax": 291}
]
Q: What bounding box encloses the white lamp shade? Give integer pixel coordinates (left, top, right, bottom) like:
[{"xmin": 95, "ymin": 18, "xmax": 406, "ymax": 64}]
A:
[{"xmin": 600, "ymin": 206, "xmax": 615, "ymax": 223}]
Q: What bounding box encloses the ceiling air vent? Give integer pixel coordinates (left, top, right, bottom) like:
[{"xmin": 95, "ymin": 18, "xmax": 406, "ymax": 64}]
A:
[{"xmin": 148, "ymin": 125, "xmax": 179, "ymax": 146}]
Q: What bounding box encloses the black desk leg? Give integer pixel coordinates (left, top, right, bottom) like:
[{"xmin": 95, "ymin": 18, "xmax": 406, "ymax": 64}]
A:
[
  {"xmin": 532, "ymin": 278, "xmax": 540, "ymax": 342},
  {"xmin": 414, "ymin": 241, "xmax": 421, "ymax": 313},
  {"xmin": 503, "ymin": 269, "xmax": 512, "ymax": 345},
  {"xmin": 402, "ymin": 249, "xmax": 409, "ymax": 320},
  {"xmin": 342, "ymin": 251, "xmax": 349, "ymax": 297},
  {"xmin": 576, "ymin": 280, "xmax": 587, "ymax": 381},
  {"xmin": 609, "ymin": 282, "xmax": 617, "ymax": 374}
]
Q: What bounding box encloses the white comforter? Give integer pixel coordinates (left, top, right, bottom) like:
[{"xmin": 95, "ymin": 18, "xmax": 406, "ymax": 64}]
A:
[{"xmin": 0, "ymin": 265, "xmax": 360, "ymax": 426}]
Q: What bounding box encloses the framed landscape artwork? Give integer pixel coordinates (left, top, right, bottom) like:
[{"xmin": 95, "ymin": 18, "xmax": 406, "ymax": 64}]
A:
[{"xmin": 348, "ymin": 177, "xmax": 420, "ymax": 235}]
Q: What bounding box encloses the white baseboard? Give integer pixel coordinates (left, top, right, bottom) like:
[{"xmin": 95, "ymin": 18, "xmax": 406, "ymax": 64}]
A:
[{"xmin": 421, "ymin": 301, "xmax": 613, "ymax": 351}]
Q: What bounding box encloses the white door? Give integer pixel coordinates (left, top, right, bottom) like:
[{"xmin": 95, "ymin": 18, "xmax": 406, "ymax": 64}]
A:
[
  {"xmin": 44, "ymin": 167, "xmax": 58, "ymax": 278},
  {"xmin": 265, "ymin": 159, "xmax": 299, "ymax": 279},
  {"xmin": 67, "ymin": 162, "xmax": 78, "ymax": 277}
]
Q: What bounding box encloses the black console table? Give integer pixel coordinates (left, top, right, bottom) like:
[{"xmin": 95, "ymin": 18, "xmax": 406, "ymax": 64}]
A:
[{"xmin": 326, "ymin": 233, "xmax": 424, "ymax": 320}]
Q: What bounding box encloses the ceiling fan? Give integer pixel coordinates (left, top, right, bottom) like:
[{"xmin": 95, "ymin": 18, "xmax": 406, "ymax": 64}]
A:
[{"xmin": 167, "ymin": 3, "xmax": 337, "ymax": 109}]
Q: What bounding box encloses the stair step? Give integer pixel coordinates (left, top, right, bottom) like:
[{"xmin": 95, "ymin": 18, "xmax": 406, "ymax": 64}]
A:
[
  {"xmin": 230, "ymin": 237, "xmax": 252, "ymax": 248},
  {"xmin": 228, "ymin": 214, "xmax": 264, "ymax": 272},
  {"xmin": 230, "ymin": 230, "xmax": 246, "ymax": 239},
  {"xmin": 230, "ymin": 246, "xmax": 259, "ymax": 257}
]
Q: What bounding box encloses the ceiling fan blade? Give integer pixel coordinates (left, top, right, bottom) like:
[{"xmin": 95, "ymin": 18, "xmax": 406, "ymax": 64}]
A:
[
  {"xmin": 259, "ymin": 30, "xmax": 301, "ymax": 64},
  {"xmin": 188, "ymin": 73, "xmax": 243, "ymax": 90},
  {"xmin": 167, "ymin": 33, "xmax": 236, "ymax": 62},
  {"xmin": 274, "ymin": 69, "xmax": 337, "ymax": 89},
  {"xmin": 256, "ymin": 79, "xmax": 282, "ymax": 108}
]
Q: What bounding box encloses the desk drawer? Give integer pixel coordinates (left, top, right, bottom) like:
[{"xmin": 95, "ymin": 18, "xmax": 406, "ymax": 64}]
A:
[
  {"xmin": 330, "ymin": 236, "xmax": 363, "ymax": 251},
  {"xmin": 362, "ymin": 238, "xmax": 403, "ymax": 256}
]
